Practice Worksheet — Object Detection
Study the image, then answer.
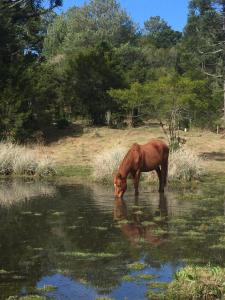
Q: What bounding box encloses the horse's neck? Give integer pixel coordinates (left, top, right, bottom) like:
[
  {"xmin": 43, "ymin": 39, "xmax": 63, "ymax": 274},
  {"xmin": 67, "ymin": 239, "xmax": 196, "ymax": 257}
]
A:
[{"xmin": 118, "ymin": 153, "xmax": 132, "ymax": 178}]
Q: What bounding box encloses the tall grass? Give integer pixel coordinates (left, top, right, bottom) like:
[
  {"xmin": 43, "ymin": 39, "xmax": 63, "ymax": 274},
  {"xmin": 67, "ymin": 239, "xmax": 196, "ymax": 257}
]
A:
[
  {"xmin": 92, "ymin": 145, "xmax": 204, "ymax": 183},
  {"xmin": 168, "ymin": 148, "xmax": 203, "ymax": 181},
  {"xmin": 0, "ymin": 142, "xmax": 55, "ymax": 176},
  {"xmin": 164, "ymin": 265, "xmax": 225, "ymax": 299},
  {"xmin": 92, "ymin": 146, "xmax": 127, "ymax": 183}
]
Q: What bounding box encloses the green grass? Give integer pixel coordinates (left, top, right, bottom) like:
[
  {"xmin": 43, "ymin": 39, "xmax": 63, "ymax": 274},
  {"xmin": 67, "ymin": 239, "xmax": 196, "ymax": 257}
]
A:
[
  {"xmin": 56, "ymin": 165, "xmax": 91, "ymax": 177},
  {"xmin": 156, "ymin": 265, "xmax": 225, "ymax": 299}
]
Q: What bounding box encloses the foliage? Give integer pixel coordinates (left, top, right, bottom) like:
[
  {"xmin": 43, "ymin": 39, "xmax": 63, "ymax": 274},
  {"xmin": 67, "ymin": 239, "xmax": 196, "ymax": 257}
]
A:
[
  {"xmin": 0, "ymin": 0, "xmax": 225, "ymax": 141},
  {"xmin": 164, "ymin": 265, "xmax": 225, "ymax": 299}
]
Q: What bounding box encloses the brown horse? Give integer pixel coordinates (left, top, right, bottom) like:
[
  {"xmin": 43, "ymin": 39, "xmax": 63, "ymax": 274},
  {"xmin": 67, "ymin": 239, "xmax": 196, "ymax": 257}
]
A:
[{"xmin": 114, "ymin": 139, "xmax": 169, "ymax": 197}]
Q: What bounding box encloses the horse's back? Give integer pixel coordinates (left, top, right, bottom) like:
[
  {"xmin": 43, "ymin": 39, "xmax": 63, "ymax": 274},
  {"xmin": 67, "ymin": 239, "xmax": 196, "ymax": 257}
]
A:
[{"xmin": 140, "ymin": 139, "xmax": 169, "ymax": 170}]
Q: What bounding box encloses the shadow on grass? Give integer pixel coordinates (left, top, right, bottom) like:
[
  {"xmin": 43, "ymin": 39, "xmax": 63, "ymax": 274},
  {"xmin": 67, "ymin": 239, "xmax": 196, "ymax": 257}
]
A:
[
  {"xmin": 200, "ymin": 151, "xmax": 225, "ymax": 161},
  {"xmin": 44, "ymin": 123, "xmax": 84, "ymax": 144}
]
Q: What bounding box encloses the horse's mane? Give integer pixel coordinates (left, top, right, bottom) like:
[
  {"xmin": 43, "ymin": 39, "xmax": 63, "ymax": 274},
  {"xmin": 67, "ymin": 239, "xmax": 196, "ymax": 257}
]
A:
[{"xmin": 118, "ymin": 143, "xmax": 141, "ymax": 176}]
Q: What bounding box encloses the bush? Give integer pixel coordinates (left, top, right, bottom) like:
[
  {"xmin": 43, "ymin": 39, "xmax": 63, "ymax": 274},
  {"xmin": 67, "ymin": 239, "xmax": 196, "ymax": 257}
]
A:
[
  {"xmin": 92, "ymin": 146, "xmax": 127, "ymax": 183},
  {"xmin": 168, "ymin": 148, "xmax": 203, "ymax": 181},
  {"xmin": 0, "ymin": 142, "xmax": 56, "ymax": 177}
]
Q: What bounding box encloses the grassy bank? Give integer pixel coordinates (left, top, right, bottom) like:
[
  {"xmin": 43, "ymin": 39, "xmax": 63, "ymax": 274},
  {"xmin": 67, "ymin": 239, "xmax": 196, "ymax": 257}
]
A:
[
  {"xmin": 1, "ymin": 126, "xmax": 224, "ymax": 180},
  {"xmin": 147, "ymin": 265, "xmax": 225, "ymax": 299}
]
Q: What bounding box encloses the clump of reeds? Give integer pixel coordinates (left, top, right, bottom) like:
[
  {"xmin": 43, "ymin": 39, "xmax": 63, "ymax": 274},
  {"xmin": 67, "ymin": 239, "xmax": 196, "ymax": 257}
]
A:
[
  {"xmin": 168, "ymin": 148, "xmax": 203, "ymax": 181},
  {"xmin": 0, "ymin": 142, "xmax": 56, "ymax": 177},
  {"xmin": 92, "ymin": 146, "xmax": 127, "ymax": 183}
]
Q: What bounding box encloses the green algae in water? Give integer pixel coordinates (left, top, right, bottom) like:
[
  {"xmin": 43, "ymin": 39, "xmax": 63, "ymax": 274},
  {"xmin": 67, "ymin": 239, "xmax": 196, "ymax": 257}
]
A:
[
  {"xmin": 145, "ymin": 290, "xmax": 165, "ymax": 300},
  {"xmin": 52, "ymin": 211, "xmax": 65, "ymax": 216},
  {"xmin": 59, "ymin": 251, "xmax": 120, "ymax": 259},
  {"xmin": 127, "ymin": 262, "xmax": 147, "ymax": 270},
  {"xmin": 92, "ymin": 226, "xmax": 108, "ymax": 231},
  {"xmin": 138, "ymin": 274, "xmax": 160, "ymax": 280},
  {"xmin": 141, "ymin": 221, "xmax": 156, "ymax": 226},
  {"xmin": 36, "ymin": 284, "xmax": 57, "ymax": 292},
  {"xmin": 122, "ymin": 275, "xmax": 137, "ymax": 282},
  {"xmin": 147, "ymin": 281, "xmax": 168, "ymax": 289},
  {"xmin": 122, "ymin": 273, "xmax": 160, "ymax": 282}
]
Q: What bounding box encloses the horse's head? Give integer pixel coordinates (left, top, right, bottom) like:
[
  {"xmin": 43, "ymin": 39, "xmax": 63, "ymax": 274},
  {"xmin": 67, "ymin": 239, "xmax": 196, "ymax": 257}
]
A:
[{"xmin": 113, "ymin": 173, "xmax": 127, "ymax": 198}]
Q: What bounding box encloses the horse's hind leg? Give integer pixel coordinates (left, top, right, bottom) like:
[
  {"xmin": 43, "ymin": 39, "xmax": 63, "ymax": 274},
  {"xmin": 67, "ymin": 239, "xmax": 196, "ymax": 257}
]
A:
[
  {"xmin": 132, "ymin": 170, "xmax": 141, "ymax": 196},
  {"xmin": 155, "ymin": 166, "xmax": 164, "ymax": 193}
]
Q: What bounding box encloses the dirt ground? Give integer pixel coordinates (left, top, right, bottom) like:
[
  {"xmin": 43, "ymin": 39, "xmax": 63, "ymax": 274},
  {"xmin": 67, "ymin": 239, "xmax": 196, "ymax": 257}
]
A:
[{"xmin": 47, "ymin": 125, "xmax": 225, "ymax": 174}]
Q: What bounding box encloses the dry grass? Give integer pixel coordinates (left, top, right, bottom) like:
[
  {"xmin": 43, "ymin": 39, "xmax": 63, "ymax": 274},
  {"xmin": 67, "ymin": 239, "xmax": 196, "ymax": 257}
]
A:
[
  {"xmin": 48, "ymin": 126, "xmax": 225, "ymax": 174},
  {"xmin": 92, "ymin": 146, "xmax": 127, "ymax": 183},
  {"xmin": 0, "ymin": 142, "xmax": 55, "ymax": 176},
  {"xmin": 169, "ymin": 148, "xmax": 204, "ymax": 181}
]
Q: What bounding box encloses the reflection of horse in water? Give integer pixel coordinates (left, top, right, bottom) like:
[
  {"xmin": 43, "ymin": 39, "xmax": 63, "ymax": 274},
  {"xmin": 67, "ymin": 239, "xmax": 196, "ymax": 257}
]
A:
[
  {"xmin": 113, "ymin": 194, "xmax": 168, "ymax": 247},
  {"xmin": 113, "ymin": 140, "xmax": 169, "ymax": 198}
]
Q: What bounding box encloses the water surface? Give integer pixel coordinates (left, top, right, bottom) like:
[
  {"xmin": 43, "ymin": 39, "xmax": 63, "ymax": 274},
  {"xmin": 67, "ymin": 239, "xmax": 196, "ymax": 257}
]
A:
[{"xmin": 0, "ymin": 178, "xmax": 224, "ymax": 299}]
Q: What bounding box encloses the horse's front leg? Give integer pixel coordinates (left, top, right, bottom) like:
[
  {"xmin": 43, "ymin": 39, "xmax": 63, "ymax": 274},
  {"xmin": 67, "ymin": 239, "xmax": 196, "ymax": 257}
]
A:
[{"xmin": 132, "ymin": 170, "xmax": 141, "ymax": 196}]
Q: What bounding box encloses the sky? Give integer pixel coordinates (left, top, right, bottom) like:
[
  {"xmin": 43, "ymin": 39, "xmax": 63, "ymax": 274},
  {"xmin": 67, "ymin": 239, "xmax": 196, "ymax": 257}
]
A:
[{"xmin": 57, "ymin": 0, "xmax": 189, "ymax": 32}]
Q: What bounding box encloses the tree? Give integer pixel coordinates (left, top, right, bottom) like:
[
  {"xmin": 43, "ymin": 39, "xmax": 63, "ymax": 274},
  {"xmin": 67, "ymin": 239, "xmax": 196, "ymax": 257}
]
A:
[
  {"xmin": 0, "ymin": 0, "xmax": 62, "ymax": 140},
  {"xmin": 110, "ymin": 73, "xmax": 210, "ymax": 145},
  {"xmin": 181, "ymin": 0, "xmax": 225, "ymax": 123},
  {"xmin": 144, "ymin": 16, "xmax": 182, "ymax": 48},
  {"xmin": 43, "ymin": 0, "xmax": 137, "ymax": 58},
  {"xmin": 64, "ymin": 45, "xmax": 124, "ymax": 125}
]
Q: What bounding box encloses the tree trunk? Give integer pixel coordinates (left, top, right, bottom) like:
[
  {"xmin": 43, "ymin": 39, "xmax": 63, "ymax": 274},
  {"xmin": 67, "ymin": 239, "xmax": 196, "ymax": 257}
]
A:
[{"xmin": 223, "ymin": 1, "xmax": 225, "ymax": 120}]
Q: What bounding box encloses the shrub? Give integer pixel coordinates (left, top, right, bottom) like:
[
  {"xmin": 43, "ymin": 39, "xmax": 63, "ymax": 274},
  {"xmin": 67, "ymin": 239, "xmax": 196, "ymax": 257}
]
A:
[
  {"xmin": 168, "ymin": 148, "xmax": 203, "ymax": 181},
  {"xmin": 92, "ymin": 146, "xmax": 127, "ymax": 183},
  {"xmin": 0, "ymin": 142, "xmax": 56, "ymax": 177}
]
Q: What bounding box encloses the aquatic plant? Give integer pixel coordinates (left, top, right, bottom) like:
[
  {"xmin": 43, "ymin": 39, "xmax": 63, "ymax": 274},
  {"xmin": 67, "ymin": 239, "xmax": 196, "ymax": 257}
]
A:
[
  {"xmin": 161, "ymin": 265, "xmax": 225, "ymax": 299},
  {"xmin": 127, "ymin": 262, "xmax": 147, "ymax": 270},
  {"xmin": 0, "ymin": 142, "xmax": 55, "ymax": 176}
]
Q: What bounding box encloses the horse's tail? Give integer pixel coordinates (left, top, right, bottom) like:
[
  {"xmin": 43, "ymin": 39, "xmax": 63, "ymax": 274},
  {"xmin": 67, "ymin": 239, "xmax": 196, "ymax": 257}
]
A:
[{"xmin": 162, "ymin": 145, "xmax": 169, "ymax": 187}]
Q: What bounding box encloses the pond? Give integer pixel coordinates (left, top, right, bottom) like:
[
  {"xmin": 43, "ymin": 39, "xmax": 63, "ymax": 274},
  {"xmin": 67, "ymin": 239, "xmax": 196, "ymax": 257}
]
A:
[{"xmin": 0, "ymin": 177, "xmax": 225, "ymax": 300}]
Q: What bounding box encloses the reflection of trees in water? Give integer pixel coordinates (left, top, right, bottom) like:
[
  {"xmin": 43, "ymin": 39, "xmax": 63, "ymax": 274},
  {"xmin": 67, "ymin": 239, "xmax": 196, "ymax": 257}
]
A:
[{"xmin": 0, "ymin": 180, "xmax": 56, "ymax": 207}]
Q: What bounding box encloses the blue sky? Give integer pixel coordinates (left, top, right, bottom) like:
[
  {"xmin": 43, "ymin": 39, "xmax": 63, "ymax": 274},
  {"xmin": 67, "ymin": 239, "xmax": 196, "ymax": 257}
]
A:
[{"xmin": 57, "ymin": 0, "xmax": 189, "ymax": 32}]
